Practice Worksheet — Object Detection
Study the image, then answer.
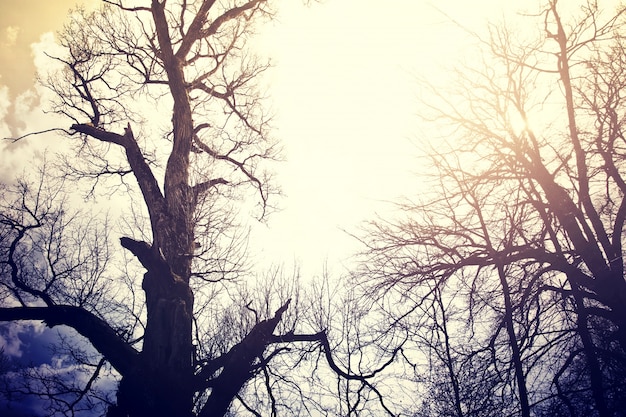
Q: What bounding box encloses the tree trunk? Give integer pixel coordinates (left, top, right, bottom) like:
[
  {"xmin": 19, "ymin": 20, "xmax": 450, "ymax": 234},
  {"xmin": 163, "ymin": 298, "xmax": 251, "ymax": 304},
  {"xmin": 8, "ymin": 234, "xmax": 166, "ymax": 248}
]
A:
[
  {"xmin": 115, "ymin": 238, "xmax": 195, "ymax": 417},
  {"xmin": 571, "ymin": 281, "xmax": 610, "ymax": 417},
  {"xmin": 108, "ymin": 268, "xmax": 194, "ymax": 416},
  {"xmin": 496, "ymin": 264, "xmax": 531, "ymax": 417}
]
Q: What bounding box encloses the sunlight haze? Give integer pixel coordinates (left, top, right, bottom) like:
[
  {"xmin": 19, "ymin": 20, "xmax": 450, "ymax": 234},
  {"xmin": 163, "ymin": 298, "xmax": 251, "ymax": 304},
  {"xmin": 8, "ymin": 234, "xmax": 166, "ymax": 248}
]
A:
[{"xmin": 1, "ymin": 0, "xmax": 539, "ymax": 275}]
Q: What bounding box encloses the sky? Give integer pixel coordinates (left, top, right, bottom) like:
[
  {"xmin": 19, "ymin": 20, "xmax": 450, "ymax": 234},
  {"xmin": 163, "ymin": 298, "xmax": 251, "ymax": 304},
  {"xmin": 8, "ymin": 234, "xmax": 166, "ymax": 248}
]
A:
[
  {"xmin": 0, "ymin": 0, "xmax": 519, "ymax": 276},
  {"xmin": 0, "ymin": 0, "xmax": 560, "ymax": 414},
  {"xmin": 245, "ymin": 0, "xmax": 516, "ymax": 273}
]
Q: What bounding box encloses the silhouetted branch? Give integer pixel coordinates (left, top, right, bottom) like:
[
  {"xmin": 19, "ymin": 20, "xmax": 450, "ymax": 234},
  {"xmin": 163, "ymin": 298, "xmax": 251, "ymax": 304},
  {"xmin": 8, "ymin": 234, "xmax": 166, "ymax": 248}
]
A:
[
  {"xmin": 0, "ymin": 306, "xmax": 138, "ymax": 375},
  {"xmin": 4, "ymin": 128, "xmax": 70, "ymax": 142}
]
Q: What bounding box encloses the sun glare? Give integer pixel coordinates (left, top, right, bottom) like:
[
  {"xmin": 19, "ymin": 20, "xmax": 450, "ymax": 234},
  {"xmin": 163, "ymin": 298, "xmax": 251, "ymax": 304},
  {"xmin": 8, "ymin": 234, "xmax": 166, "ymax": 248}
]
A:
[{"xmin": 508, "ymin": 109, "xmax": 531, "ymax": 137}]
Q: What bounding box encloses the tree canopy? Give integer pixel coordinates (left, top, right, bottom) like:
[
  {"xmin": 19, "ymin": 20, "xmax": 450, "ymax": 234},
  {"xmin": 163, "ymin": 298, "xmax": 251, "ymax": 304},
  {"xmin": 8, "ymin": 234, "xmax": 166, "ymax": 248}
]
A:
[{"xmin": 358, "ymin": 1, "xmax": 626, "ymax": 416}]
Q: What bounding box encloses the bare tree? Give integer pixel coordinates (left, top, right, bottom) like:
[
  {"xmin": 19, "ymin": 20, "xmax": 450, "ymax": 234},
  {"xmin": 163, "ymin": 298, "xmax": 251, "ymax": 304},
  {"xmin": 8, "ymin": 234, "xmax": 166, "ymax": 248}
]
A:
[
  {"xmin": 0, "ymin": 2, "xmax": 397, "ymax": 416},
  {"xmin": 357, "ymin": 1, "xmax": 626, "ymax": 416}
]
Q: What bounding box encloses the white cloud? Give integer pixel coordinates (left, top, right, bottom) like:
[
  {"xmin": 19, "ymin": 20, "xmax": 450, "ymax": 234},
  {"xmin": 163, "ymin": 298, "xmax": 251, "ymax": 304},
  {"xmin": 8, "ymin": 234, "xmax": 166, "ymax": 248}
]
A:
[
  {"xmin": 3, "ymin": 26, "xmax": 19, "ymax": 47},
  {"xmin": 31, "ymin": 32, "xmax": 65, "ymax": 74},
  {"xmin": 0, "ymin": 84, "xmax": 9, "ymax": 121},
  {"xmin": 0, "ymin": 322, "xmax": 45, "ymax": 358},
  {"xmin": 0, "ymin": 32, "xmax": 72, "ymax": 182}
]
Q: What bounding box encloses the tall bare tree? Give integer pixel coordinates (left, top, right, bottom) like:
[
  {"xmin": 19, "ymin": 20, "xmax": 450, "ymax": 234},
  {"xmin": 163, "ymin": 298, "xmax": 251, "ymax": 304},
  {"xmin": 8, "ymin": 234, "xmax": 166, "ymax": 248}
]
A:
[{"xmin": 0, "ymin": 2, "xmax": 398, "ymax": 416}]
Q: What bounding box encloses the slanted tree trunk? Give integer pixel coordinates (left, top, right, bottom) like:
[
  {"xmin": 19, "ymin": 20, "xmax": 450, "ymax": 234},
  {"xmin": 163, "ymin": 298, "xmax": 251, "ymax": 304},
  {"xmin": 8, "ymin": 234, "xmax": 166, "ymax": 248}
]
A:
[{"xmin": 495, "ymin": 264, "xmax": 530, "ymax": 417}]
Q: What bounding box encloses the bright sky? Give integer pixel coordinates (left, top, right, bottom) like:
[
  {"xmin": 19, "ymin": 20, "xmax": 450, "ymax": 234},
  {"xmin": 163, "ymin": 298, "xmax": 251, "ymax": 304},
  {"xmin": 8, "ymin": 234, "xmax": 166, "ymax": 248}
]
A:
[
  {"xmin": 249, "ymin": 0, "xmax": 520, "ymax": 274},
  {"xmin": 0, "ymin": 0, "xmax": 535, "ymax": 277}
]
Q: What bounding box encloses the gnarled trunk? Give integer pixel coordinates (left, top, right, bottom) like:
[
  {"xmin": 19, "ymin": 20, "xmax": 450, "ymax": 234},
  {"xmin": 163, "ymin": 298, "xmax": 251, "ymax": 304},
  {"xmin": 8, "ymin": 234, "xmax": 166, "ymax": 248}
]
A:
[{"xmin": 115, "ymin": 237, "xmax": 195, "ymax": 417}]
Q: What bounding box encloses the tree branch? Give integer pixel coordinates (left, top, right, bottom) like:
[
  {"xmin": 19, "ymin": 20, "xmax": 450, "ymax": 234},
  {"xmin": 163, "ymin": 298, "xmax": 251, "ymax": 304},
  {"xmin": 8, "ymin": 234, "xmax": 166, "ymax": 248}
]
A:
[
  {"xmin": 175, "ymin": 0, "xmax": 218, "ymax": 60},
  {"xmin": 271, "ymin": 330, "xmax": 399, "ymax": 381},
  {"xmin": 200, "ymin": 0, "xmax": 266, "ymax": 40},
  {"xmin": 71, "ymin": 123, "xmax": 166, "ymax": 236},
  {"xmin": 195, "ymin": 299, "xmax": 290, "ymax": 417},
  {"xmin": 102, "ymin": 0, "xmax": 152, "ymax": 12},
  {"xmin": 119, "ymin": 236, "xmax": 175, "ymax": 274},
  {"xmin": 0, "ymin": 306, "xmax": 138, "ymax": 376},
  {"xmin": 192, "ymin": 178, "xmax": 230, "ymax": 199}
]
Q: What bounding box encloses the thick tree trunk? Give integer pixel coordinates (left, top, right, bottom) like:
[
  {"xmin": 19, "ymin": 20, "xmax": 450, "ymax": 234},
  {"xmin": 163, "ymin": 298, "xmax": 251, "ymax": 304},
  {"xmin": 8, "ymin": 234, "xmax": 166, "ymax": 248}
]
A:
[
  {"xmin": 111, "ymin": 3, "xmax": 198, "ymax": 410},
  {"xmin": 115, "ymin": 239, "xmax": 195, "ymax": 417},
  {"xmin": 108, "ymin": 268, "xmax": 194, "ymax": 417}
]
